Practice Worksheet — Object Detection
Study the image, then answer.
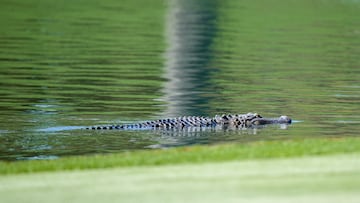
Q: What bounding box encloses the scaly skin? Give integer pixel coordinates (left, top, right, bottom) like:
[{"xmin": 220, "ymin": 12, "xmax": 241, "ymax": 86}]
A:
[{"xmin": 86, "ymin": 113, "xmax": 291, "ymax": 130}]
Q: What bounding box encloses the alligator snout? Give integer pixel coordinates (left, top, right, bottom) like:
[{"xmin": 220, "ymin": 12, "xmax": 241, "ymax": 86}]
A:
[
  {"xmin": 251, "ymin": 115, "xmax": 292, "ymax": 125},
  {"xmin": 278, "ymin": 115, "xmax": 292, "ymax": 124}
]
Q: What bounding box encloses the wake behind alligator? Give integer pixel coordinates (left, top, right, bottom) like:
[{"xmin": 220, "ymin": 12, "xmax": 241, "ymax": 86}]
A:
[{"xmin": 86, "ymin": 113, "xmax": 292, "ymax": 130}]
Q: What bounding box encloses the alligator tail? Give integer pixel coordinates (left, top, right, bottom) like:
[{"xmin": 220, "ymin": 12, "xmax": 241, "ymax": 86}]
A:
[{"xmin": 86, "ymin": 125, "xmax": 124, "ymax": 130}]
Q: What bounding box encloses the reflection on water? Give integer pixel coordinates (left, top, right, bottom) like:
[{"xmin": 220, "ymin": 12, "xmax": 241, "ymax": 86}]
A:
[
  {"xmin": 0, "ymin": 0, "xmax": 359, "ymax": 161},
  {"xmin": 35, "ymin": 126, "xmax": 84, "ymax": 132},
  {"xmin": 160, "ymin": 0, "xmax": 218, "ymax": 117}
]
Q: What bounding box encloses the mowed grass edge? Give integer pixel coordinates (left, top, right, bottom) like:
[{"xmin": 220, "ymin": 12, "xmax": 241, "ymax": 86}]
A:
[{"xmin": 1, "ymin": 137, "xmax": 360, "ymax": 175}]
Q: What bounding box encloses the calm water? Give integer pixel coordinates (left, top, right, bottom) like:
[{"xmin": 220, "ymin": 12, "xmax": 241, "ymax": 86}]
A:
[{"xmin": 0, "ymin": 0, "xmax": 359, "ymax": 161}]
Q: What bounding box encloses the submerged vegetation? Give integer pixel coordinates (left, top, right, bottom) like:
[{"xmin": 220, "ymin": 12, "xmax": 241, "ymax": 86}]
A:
[{"xmin": 1, "ymin": 137, "xmax": 359, "ymax": 175}]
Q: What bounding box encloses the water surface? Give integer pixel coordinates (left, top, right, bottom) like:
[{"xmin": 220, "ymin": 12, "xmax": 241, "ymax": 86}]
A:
[{"xmin": 0, "ymin": 0, "xmax": 359, "ymax": 161}]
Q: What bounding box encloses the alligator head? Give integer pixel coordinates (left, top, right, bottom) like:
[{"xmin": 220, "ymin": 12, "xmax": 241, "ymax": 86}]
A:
[{"xmin": 250, "ymin": 115, "xmax": 292, "ymax": 125}]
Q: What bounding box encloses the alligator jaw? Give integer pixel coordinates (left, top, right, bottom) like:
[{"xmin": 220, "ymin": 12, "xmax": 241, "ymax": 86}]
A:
[{"xmin": 251, "ymin": 116, "xmax": 292, "ymax": 125}]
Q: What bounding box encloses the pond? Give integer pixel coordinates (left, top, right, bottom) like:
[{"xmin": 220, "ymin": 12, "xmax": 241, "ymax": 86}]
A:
[{"xmin": 0, "ymin": 0, "xmax": 359, "ymax": 161}]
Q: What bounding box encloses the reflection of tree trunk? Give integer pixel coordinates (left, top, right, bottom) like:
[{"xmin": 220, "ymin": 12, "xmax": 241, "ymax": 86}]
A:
[{"xmin": 160, "ymin": 0, "xmax": 218, "ymax": 117}]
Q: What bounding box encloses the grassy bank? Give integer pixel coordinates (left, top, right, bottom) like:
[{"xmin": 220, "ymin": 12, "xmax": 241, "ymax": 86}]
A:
[
  {"xmin": 1, "ymin": 137, "xmax": 360, "ymax": 175},
  {"xmin": 0, "ymin": 153, "xmax": 359, "ymax": 203}
]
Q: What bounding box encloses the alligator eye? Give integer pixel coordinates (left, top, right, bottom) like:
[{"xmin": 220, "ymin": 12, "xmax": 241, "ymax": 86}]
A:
[{"xmin": 222, "ymin": 115, "xmax": 229, "ymax": 120}]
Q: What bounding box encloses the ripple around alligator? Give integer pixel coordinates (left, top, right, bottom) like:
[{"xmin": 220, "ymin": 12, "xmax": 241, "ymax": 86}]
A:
[{"xmin": 0, "ymin": 123, "xmax": 293, "ymax": 161}]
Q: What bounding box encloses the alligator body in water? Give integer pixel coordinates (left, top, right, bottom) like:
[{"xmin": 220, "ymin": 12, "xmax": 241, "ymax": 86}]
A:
[{"xmin": 86, "ymin": 113, "xmax": 291, "ymax": 130}]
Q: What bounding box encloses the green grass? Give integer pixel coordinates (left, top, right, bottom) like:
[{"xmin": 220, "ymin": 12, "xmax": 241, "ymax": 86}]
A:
[
  {"xmin": 0, "ymin": 153, "xmax": 359, "ymax": 203},
  {"xmin": 1, "ymin": 137, "xmax": 360, "ymax": 203},
  {"xmin": 1, "ymin": 137, "xmax": 360, "ymax": 175}
]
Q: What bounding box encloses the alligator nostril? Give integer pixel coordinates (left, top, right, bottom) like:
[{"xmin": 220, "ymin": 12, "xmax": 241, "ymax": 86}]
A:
[{"xmin": 279, "ymin": 116, "xmax": 291, "ymax": 123}]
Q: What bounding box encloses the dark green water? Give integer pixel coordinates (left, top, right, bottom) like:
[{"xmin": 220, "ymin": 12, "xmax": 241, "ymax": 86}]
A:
[{"xmin": 0, "ymin": 0, "xmax": 359, "ymax": 161}]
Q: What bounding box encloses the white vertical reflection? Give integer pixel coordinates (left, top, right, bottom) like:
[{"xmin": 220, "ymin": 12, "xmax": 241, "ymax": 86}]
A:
[{"xmin": 160, "ymin": 0, "xmax": 217, "ymax": 117}]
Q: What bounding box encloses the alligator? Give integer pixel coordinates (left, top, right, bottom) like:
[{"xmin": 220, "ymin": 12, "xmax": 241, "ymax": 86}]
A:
[{"xmin": 86, "ymin": 113, "xmax": 291, "ymax": 130}]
